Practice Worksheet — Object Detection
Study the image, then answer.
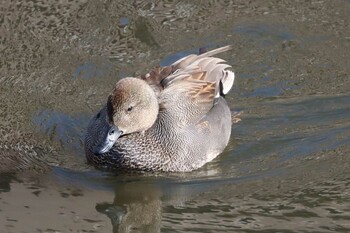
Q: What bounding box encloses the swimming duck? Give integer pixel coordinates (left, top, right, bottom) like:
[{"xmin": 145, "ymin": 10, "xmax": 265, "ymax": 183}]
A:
[{"xmin": 84, "ymin": 46, "xmax": 235, "ymax": 172}]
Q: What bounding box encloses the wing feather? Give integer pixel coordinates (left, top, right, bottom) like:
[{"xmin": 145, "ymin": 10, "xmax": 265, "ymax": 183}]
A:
[{"xmin": 138, "ymin": 46, "xmax": 234, "ymax": 123}]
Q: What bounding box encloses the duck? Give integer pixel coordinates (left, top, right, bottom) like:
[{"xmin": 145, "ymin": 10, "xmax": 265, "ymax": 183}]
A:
[{"xmin": 84, "ymin": 46, "xmax": 235, "ymax": 172}]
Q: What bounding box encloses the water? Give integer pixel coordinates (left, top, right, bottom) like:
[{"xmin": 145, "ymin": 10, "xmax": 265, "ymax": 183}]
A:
[{"xmin": 1, "ymin": 0, "xmax": 350, "ymax": 232}]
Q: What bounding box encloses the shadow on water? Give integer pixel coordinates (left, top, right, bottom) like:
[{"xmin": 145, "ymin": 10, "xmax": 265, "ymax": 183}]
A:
[
  {"xmin": 32, "ymin": 109, "xmax": 90, "ymax": 154},
  {"xmin": 235, "ymin": 23, "xmax": 294, "ymax": 47},
  {"xmin": 72, "ymin": 61, "xmax": 114, "ymax": 80}
]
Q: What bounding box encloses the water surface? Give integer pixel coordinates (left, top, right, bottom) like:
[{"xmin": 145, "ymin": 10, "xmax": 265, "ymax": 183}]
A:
[{"xmin": 1, "ymin": 0, "xmax": 350, "ymax": 232}]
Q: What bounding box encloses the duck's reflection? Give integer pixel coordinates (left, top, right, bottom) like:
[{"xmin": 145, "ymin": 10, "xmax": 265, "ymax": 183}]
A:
[
  {"xmin": 96, "ymin": 181, "xmax": 162, "ymax": 233},
  {"xmin": 91, "ymin": 165, "xmax": 231, "ymax": 232}
]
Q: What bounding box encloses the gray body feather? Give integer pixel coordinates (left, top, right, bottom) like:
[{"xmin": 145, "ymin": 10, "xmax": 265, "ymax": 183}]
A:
[{"xmin": 85, "ymin": 46, "xmax": 234, "ymax": 172}]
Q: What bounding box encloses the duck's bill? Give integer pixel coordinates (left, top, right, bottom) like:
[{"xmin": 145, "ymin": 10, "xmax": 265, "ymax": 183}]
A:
[{"xmin": 94, "ymin": 125, "xmax": 123, "ymax": 154}]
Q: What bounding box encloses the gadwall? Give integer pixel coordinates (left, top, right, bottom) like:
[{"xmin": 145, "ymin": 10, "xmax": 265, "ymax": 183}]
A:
[{"xmin": 85, "ymin": 46, "xmax": 235, "ymax": 172}]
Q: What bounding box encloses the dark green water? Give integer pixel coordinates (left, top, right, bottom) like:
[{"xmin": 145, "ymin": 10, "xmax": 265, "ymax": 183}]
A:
[{"xmin": 1, "ymin": 0, "xmax": 350, "ymax": 232}]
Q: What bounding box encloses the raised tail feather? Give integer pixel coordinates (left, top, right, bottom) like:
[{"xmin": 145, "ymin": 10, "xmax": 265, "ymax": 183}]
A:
[
  {"xmin": 141, "ymin": 46, "xmax": 235, "ymax": 97},
  {"xmin": 198, "ymin": 45, "xmax": 234, "ymax": 96},
  {"xmin": 171, "ymin": 45, "xmax": 235, "ymax": 97},
  {"xmin": 198, "ymin": 45, "xmax": 233, "ymax": 58}
]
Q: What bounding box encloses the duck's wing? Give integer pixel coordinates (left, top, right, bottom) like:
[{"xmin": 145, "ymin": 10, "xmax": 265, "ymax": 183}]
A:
[
  {"xmin": 158, "ymin": 46, "xmax": 235, "ymax": 124},
  {"xmin": 163, "ymin": 46, "xmax": 234, "ymax": 97},
  {"xmin": 139, "ymin": 66, "xmax": 174, "ymax": 96},
  {"xmin": 139, "ymin": 45, "xmax": 234, "ymax": 97}
]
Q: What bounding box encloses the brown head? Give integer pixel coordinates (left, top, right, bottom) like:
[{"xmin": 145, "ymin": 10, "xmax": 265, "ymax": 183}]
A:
[
  {"xmin": 94, "ymin": 78, "xmax": 159, "ymax": 154},
  {"xmin": 107, "ymin": 77, "xmax": 159, "ymax": 134}
]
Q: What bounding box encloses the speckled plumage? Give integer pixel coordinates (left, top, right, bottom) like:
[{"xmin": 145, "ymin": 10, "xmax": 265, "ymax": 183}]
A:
[{"xmin": 85, "ymin": 46, "xmax": 235, "ymax": 172}]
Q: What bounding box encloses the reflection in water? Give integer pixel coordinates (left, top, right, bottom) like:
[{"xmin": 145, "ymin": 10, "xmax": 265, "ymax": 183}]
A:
[
  {"xmin": 161, "ymin": 178, "xmax": 350, "ymax": 232},
  {"xmin": 1, "ymin": 0, "xmax": 350, "ymax": 232},
  {"xmin": 102, "ymin": 183, "xmax": 162, "ymax": 233},
  {"xmin": 1, "ymin": 167, "xmax": 350, "ymax": 232}
]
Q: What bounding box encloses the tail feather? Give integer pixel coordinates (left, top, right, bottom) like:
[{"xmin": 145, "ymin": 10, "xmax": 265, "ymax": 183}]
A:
[
  {"xmin": 197, "ymin": 45, "xmax": 232, "ymax": 58},
  {"xmin": 167, "ymin": 45, "xmax": 235, "ymax": 97},
  {"xmin": 221, "ymin": 69, "xmax": 235, "ymax": 95}
]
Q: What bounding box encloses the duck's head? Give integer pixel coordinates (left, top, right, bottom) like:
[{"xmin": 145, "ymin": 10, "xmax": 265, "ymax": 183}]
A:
[{"xmin": 94, "ymin": 78, "xmax": 159, "ymax": 154}]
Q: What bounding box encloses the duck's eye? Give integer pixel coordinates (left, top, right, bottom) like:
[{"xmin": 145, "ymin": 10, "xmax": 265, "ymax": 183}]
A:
[{"xmin": 127, "ymin": 106, "xmax": 133, "ymax": 112}]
